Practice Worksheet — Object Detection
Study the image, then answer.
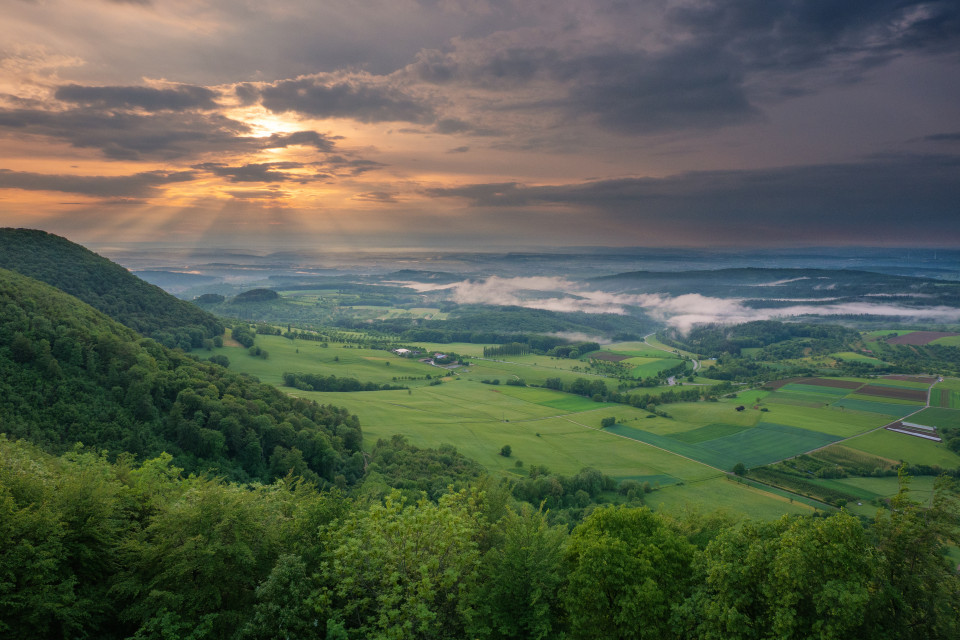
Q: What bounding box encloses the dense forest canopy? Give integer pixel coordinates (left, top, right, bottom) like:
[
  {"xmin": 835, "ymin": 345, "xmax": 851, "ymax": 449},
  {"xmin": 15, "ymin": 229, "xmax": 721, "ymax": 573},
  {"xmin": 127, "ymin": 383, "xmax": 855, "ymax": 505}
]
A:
[
  {"xmin": 0, "ymin": 268, "xmax": 361, "ymax": 485},
  {"xmin": 2, "ymin": 438, "xmax": 958, "ymax": 640},
  {"xmin": 0, "ymin": 228, "xmax": 223, "ymax": 348}
]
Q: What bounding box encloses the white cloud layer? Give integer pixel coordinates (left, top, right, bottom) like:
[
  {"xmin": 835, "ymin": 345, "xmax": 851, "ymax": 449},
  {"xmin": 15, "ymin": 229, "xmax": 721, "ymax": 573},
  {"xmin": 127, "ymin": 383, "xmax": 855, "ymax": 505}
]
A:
[{"xmin": 402, "ymin": 276, "xmax": 960, "ymax": 333}]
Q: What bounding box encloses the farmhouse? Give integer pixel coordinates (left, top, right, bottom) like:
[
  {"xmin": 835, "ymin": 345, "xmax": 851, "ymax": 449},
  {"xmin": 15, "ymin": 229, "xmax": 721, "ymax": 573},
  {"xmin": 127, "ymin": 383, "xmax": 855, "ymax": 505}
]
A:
[{"xmin": 393, "ymin": 348, "xmax": 411, "ymax": 355}]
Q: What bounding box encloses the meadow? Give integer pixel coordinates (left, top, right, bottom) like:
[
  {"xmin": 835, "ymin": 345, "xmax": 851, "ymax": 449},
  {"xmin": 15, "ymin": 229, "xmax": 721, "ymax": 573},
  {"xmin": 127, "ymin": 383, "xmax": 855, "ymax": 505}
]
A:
[{"xmin": 212, "ymin": 334, "xmax": 958, "ymax": 518}]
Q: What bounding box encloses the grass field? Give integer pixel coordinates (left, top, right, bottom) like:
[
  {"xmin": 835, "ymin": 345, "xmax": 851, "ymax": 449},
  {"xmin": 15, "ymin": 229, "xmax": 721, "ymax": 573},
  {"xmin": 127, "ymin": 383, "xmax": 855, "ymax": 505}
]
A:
[
  {"xmin": 751, "ymin": 403, "xmax": 887, "ymax": 437},
  {"xmin": 843, "ymin": 429, "xmax": 960, "ymax": 467},
  {"xmin": 648, "ymin": 476, "xmax": 814, "ymax": 519},
  {"xmin": 830, "ymin": 351, "xmax": 888, "ymax": 365},
  {"xmin": 606, "ymin": 421, "xmax": 841, "ymax": 470},
  {"xmin": 831, "ymin": 398, "xmax": 920, "ymax": 418},
  {"xmin": 932, "ymin": 335, "xmax": 960, "ymax": 346},
  {"xmin": 209, "ymin": 337, "xmax": 953, "ymax": 519},
  {"xmin": 910, "ymin": 407, "xmax": 960, "ymax": 428},
  {"xmin": 629, "ymin": 357, "xmax": 686, "ymax": 378}
]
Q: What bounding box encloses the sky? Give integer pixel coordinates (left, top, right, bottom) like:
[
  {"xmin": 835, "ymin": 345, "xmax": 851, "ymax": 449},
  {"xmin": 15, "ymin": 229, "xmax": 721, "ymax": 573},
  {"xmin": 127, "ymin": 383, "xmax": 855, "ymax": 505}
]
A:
[{"xmin": 0, "ymin": 0, "xmax": 958, "ymax": 249}]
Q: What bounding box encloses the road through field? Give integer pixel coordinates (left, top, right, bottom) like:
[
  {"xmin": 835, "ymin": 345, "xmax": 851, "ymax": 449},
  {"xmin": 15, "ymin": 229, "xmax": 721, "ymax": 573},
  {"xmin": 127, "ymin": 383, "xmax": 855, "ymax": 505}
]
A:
[{"xmin": 644, "ymin": 332, "xmax": 699, "ymax": 373}]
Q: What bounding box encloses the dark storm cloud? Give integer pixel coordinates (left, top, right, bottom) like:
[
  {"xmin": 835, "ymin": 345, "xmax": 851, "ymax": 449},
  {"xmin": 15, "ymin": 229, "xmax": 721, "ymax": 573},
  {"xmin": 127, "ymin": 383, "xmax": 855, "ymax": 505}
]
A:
[
  {"xmin": 0, "ymin": 169, "xmax": 195, "ymax": 197},
  {"xmin": 925, "ymin": 132, "xmax": 960, "ymax": 142},
  {"xmin": 55, "ymin": 84, "xmax": 219, "ymax": 111},
  {"xmin": 428, "ymin": 154, "xmax": 960, "ymax": 238},
  {"xmin": 560, "ymin": 46, "xmax": 756, "ymax": 134},
  {"xmin": 669, "ymin": 0, "xmax": 960, "ymax": 73},
  {"xmin": 259, "ymin": 77, "xmax": 435, "ymax": 123},
  {"xmin": 403, "ymin": 1, "xmax": 959, "ymax": 135}
]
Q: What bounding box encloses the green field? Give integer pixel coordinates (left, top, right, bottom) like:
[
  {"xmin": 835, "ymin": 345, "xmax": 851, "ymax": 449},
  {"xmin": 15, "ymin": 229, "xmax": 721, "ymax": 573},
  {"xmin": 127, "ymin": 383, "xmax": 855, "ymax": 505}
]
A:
[
  {"xmin": 830, "ymin": 351, "xmax": 888, "ymax": 366},
  {"xmin": 628, "ymin": 357, "xmax": 686, "ymax": 378},
  {"xmin": 600, "ymin": 341, "xmax": 670, "ymax": 358},
  {"xmin": 910, "ymin": 407, "xmax": 960, "ymax": 429},
  {"xmin": 606, "ymin": 421, "xmax": 841, "ymax": 470},
  {"xmin": 209, "ymin": 335, "xmax": 949, "ymax": 519},
  {"xmin": 648, "ymin": 476, "xmax": 814, "ymax": 519},
  {"xmin": 831, "ymin": 398, "xmax": 920, "ymax": 418},
  {"xmin": 843, "ymin": 429, "xmax": 960, "ymax": 468},
  {"xmin": 778, "ymin": 383, "xmax": 852, "ymax": 396},
  {"xmin": 871, "ymin": 378, "xmax": 935, "ymax": 389},
  {"xmin": 750, "ymin": 403, "xmax": 887, "ymax": 437},
  {"xmin": 932, "ymin": 335, "xmax": 960, "ymax": 346}
]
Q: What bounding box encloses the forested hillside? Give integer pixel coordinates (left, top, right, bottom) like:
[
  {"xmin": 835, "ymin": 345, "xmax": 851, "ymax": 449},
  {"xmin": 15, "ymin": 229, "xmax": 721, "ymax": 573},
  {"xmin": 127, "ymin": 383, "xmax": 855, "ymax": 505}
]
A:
[
  {"xmin": 0, "ymin": 228, "xmax": 223, "ymax": 348},
  {"xmin": 0, "ymin": 268, "xmax": 362, "ymax": 484},
  {"xmin": 2, "ymin": 438, "xmax": 958, "ymax": 640}
]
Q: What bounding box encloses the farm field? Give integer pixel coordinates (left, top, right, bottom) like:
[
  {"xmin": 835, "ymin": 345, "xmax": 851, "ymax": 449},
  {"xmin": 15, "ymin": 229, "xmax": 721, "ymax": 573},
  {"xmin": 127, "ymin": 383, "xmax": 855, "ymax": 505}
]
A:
[
  {"xmin": 648, "ymin": 476, "xmax": 813, "ymax": 520},
  {"xmin": 214, "ymin": 340, "xmax": 955, "ymax": 517},
  {"xmin": 910, "ymin": 407, "xmax": 960, "ymax": 428},
  {"xmin": 842, "ymin": 429, "xmax": 960, "ymax": 468}
]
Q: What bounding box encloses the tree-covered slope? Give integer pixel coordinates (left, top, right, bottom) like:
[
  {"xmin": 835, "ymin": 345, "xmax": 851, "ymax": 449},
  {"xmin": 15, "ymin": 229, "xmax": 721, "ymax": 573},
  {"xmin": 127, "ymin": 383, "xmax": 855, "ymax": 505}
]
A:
[
  {"xmin": 0, "ymin": 268, "xmax": 362, "ymax": 485},
  {"xmin": 0, "ymin": 228, "xmax": 222, "ymax": 348}
]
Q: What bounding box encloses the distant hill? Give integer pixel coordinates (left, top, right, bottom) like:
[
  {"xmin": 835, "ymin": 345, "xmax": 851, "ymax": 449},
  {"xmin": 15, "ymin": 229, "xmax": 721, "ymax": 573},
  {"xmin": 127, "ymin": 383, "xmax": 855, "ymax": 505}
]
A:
[
  {"xmin": 0, "ymin": 267, "xmax": 363, "ymax": 484},
  {"xmin": 0, "ymin": 228, "xmax": 223, "ymax": 348}
]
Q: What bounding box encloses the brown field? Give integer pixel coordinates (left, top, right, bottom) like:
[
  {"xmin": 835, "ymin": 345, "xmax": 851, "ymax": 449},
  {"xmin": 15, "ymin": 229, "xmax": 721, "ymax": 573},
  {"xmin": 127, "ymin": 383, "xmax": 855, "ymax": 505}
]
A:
[
  {"xmin": 592, "ymin": 352, "xmax": 631, "ymax": 362},
  {"xmin": 883, "ymin": 375, "xmax": 938, "ymax": 383},
  {"xmin": 886, "ymin": 331, "xmax": 959, "ymax": 345},
  {"xmin": 859, "ymin": 384, "xmax": 928, "ymax": 402}
]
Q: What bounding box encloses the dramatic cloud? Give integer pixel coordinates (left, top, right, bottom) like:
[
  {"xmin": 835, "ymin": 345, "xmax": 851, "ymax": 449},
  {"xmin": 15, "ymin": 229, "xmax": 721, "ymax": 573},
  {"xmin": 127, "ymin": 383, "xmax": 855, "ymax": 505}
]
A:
[
  {"xmin": 54, "ymin": 84, "xmax": 219, "ymax": 111},
  {"xmin": 193, "ymin": 162, "xmax": 311, "ymax": 183},
  {"xmin": 427, "ymin": 154, "xmax": 960, "ymax": 244},
  {"xmin": 259, "ymin": 75, "xmax": 435, "ymax": 123},
  {"xmin": 1, "ymin": 0, "xmax": 958, "ymax": 246},
  {"xmin": 0, "ymin": 169, "xmax": 194, "ymax": 198},
  {"xmin": 0, "ymin": 107, "xmax": 252, "ymax": 160}
]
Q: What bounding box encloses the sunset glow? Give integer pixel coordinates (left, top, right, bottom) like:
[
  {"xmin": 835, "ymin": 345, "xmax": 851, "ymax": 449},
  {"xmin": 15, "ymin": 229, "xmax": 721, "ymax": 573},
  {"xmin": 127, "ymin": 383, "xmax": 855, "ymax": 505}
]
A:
[{"xmin": 0, "ymin": 1, "xmax": 958, "ymax": 248}]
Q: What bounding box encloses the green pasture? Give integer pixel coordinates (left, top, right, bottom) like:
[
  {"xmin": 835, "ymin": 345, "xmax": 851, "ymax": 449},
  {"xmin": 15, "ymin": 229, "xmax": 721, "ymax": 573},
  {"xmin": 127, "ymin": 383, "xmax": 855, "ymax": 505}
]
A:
[
  {"xmin": 462, "ymin": 359, "xmax": 618, "ymax": 391},
  {"xmin": 726, "ymin": 389, "xmax": 769, "ymax": 405},
  {"xmin": 648, "ymin": 476, "xmax": 814, "ymax": 519},
  {"xmin": 659, "ymin": 401, "xmax": 763, "ymax": 430},
  {"xmin": 494, "ymin": 385, "xmax": 617, "ymax": 412},
  {"xmin": 937, "ymin": 377, "xmax": 960, "ymax": 391},
  {"xmin": 863, "ymin": 329, "xmax": 915, "ymax": 340},
  {"xmin": 932, "ymin": 335, "xmax": 960, "ymax": 346},
  {"xmin": 599, "ymin": 342, "xmax": 669, "ymax": 358},
  {"xmin": 212, "ymin": 335, "xmax": 440, "ymax": 388},
  {"xmin": 831, "ymin": 398, "xmax": 920, "ymax": 418},
  {"xmin": 628, "ymin": 357, "xmax": 686, "ymax": 378},
  {"xmin": 751, "ymin": 404, "xmax": 888, "ymax": 437},
  {"xmin": 844, "ymin": 429, "xmax": 960, "ymax": 468},
  {"xmin": 740, "ymin": 347, "xmax": 762, "ymax": 357},
  {"xmin": 606, "ymin": 421, "xmax": 841, "ymax": 470},
  {"xmin": 830, "ymin": 352, "xmax": 887, "ymax": 365},
  {"xmin": 910, "ymin": 407, "xmax": 960, "ymax": 429}
]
